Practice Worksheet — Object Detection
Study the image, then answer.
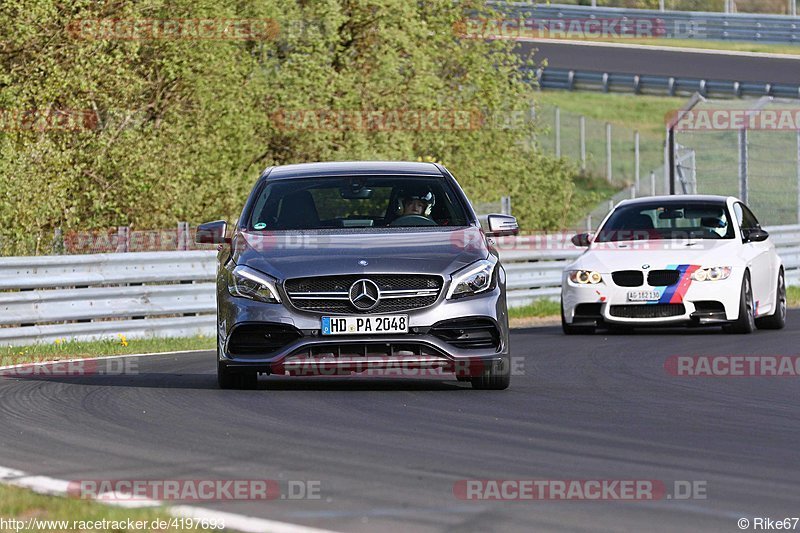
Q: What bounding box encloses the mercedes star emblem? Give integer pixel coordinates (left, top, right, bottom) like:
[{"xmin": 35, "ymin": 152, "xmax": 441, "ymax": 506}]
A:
[{"xmin": 349, "ymin": 279, "xmax": 380, "ymax": 310}]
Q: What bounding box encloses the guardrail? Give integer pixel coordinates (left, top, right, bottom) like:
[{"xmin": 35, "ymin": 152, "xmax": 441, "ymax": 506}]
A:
[
  {"xmin": 535, "ymin": 68, "xmax": 800, "ymax": 99},
  {"xmin": 493, "ymin": 3, "xmax": 800, "ymax": 43},
  {"xmin": 1, "ymin": 226, "xmax": 798, "ymax": 345}
]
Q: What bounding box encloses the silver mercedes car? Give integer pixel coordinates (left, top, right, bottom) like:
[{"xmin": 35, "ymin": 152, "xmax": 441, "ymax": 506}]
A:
[{"xmin": 196, "ymin": 161, "xmax": 518, "ymax": 390}]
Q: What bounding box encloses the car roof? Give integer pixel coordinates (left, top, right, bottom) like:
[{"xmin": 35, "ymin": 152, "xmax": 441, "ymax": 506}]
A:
[
  {"xmin": 617, "ymin": 194, "xmax": 736, "ymax": 207},
  {"xmin": 265, "ymin": 161, "xmax": 445, "ymax": 180}
]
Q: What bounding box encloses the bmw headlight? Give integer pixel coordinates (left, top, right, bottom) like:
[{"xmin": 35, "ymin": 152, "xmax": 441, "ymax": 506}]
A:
[
  {"xmin": 691, "ymin": 267, "xmax": 732, "ymax": 282},
  {"xmin": 568, "ymin": 270, "xmax": 603, "ymax": 285},
  {"xmin": 447, "ymin": 257, "xmax": 497, "ymax": 299},
  {"xmin": 228, "ymin": 265, "xmax": 282, "ymax": 303}
]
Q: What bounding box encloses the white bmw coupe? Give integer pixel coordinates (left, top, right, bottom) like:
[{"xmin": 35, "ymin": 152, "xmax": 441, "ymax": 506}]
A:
[{"xmin": 561, "ymin": 195, "xmax": 786, "ymax": 334}]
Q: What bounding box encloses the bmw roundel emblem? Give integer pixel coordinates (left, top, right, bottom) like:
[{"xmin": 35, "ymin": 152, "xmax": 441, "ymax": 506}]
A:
[
  {"xmin": 358, "ymin": 259, "xmax": 369, "ymax": 266},
  {"xmin": 642, "ymin": 264, "xmax": 650, "ymax": 270}
]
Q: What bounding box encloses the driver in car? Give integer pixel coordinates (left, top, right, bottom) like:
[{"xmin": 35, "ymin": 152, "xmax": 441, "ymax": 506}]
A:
[{"xmin": 399, "ymin": 188, "xmax": 435, "ymax": 217}]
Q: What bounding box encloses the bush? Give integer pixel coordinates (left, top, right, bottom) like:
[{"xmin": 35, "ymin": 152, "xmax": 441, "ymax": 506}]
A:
[{"xmin": 0, "ymin": 0, "xmax": 579, "ymax": 255}]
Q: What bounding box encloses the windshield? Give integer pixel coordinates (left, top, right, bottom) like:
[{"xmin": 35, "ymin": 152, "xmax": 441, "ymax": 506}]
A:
[
  {"xmin": 246, "ymin": 176, "xmax": 470, "ymax": 230},
  {"xmin": 596, "ymin": 201, "xmax": 735, "ymax": 242}
]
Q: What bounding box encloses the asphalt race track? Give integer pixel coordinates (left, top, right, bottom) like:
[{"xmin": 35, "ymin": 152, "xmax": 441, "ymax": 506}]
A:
[
  {"xmin": 2, "ymin": 313, "xmax": 800, "ymax": 532},
  {"xmin": 517, "ymin": 40, "xmax": 800, "ymax": 85}
]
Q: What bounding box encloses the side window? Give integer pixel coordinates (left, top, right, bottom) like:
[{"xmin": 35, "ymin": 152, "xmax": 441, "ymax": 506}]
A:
[
  {"xmin": 737, "ymin": 203, "xmax": 760, "ymax": 230},
  {"xmin": 733, "ymin": 203, "xmax": 744, "ymax": 228}
]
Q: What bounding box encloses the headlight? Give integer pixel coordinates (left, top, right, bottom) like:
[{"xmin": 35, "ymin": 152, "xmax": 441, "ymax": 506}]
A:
[
  {"xmin": 691, "ymin": 267, "xmax": 732, "ymax": 282},
  {"xmin": 568, "ymin": 270, "xmax": 603, "ymax": 285},
  {"xmin": 228, "ymin": 265, "xmax": 282, "ymax": 303},
  {"xmin": 446, "ymin": 257, "xmax": 497, "ymax": 299}
]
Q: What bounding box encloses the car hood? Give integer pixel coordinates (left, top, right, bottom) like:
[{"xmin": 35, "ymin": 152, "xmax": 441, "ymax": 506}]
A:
[
  {"xmin": 569, "ymin": 239, "xmax": 745, "ymax": 273},
  {"xmin": 232, "ymin": 227, "xmax": 489, "ymax": 280}
]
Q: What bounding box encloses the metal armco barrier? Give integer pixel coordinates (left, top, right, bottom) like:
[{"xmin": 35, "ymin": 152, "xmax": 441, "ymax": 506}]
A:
[
  {"xmin": 535, "ymin": 68, "xmax": 800, "ymax": 100},
  {"xmin": 0, "ymin": 226, "xmax": 798, "ymax": 345},
  {"xmin": 491, "ymin": 3, "xmax": 800, "ymax": 43}
]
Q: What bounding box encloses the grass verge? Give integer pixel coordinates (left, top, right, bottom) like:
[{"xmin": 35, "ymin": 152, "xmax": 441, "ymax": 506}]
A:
[
  {"xmin": 561, "ymin": 38, "xmax": 800, "ymax": 56},
  {"xmin": 536, "ymin": 91, "xmax": 683, "ymax": 138},
  {"xmin": 0, "ymin": 335, "xmax": 214, "ymax": 365},
  {"xmin": 0, "ymin": 484, "xmax": 187, "ymax": 532}
]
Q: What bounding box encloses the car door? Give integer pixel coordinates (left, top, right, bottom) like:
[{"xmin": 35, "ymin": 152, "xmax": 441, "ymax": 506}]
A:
[{"xmin": 733, "ymin": 202, "xmax": 774, "ymax": 316}]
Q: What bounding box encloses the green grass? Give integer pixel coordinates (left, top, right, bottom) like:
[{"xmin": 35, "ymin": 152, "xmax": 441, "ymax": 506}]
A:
[
  {"xmin": 0, "ymin": 335, "xmax": 214, "ymax": 365},
  {"xmin": 788, "ymin": 286, "xmax": 800, "ymax": 307},
  {"xmin": 536, "ymin": 91, "xmax": 684, "ymax": 138},
  {"xmin": 509, "ymin": 299, "xmax": 561, "ymax": 320},
  {"xmin": 583, "ymin": 38, "xmax": 800, "ymax": 56},
  {"xmin": 0, "ymin": 484, "xmax": 187, "ymax": 532}
]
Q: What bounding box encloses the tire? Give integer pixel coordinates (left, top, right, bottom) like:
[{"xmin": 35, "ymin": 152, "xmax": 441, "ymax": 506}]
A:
[
  {"xmin": 561, "ymin": 300, "xmax": 596, "ymax": 335},
  {"xmin": 470, "ymin": 357, "xmax": 511, "ymax": 390},
  {"xmin": 756, "ymin": 269, "xmax": 786, "ymax": 330},
  {"xmin": 724, "ymin": 271, "xmax": 756, "ymax": 334},
  {"xmin": 217, "ymin": 340, "xmax": 258, "ymax": 390}
]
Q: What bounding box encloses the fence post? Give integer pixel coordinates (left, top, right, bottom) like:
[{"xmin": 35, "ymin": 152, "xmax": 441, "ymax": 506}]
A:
[
  {"xmin": 501, "ymin": 196, "xmax": 512, "ymax": 215},
  {"xmin": 650, "ymin": 171, "xmax": 656, "ymax": 197},
  {"xmin": 51, "ymin": 227, "xmax": 65, "ymax": 255},
  {"xmin": 586, "ymin": 215, "xmax": 592, "ymax": 231},
  {"xmin": 580, "ymin": 116, "xmax": 586, "ymax": 171},
  {"xmin": 738, "ymin": 127, "xmax": 749, "ymax": 204},
  {"xmin": 606, "ymin": 122, "xmax": 613, "ymax": 183},
  {"xmin": 555, "ymin": 106, "xmax": 561, "ymax": 158},
  {"xmin": 115, "ymin": 226, "xmax": 130, "ymax": 253},
  {"xmin": 177, "ymin": 221, "xmax": 190, "ymax": 251},
  {"xmin": 634, "ymin": 130, "xmax": 640, "ymax": 197}
]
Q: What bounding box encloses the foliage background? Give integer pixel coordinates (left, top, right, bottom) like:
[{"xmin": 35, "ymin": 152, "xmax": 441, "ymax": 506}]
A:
[{"xmin": 0, "ymin": 0, "xmax": 581, "ymax": 255}]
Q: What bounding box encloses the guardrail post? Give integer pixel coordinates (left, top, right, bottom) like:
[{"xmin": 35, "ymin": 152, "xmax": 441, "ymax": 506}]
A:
[
  {"xmin": 606, "ymin": 122, "xmax": 613, "ymax": 183},
  {"xmin": 555, "ymin": 106, "xmax": 561, "ymax": 158},
  {"xmin": 580, "ymin": 116, "xmax": 587, "ymax": 171},
  {"xmin": 115, "ymin": 226, "xmax": 130, "ymax": 253}
]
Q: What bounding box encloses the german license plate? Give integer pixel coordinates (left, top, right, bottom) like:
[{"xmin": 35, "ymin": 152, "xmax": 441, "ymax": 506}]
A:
[
  {"xmin": 627, "ymin": 290, "xmax": 661, "ymax": 302},
  {"xmin": 321, "ymin": 315, "xmax": 409, "ymax": 335}
]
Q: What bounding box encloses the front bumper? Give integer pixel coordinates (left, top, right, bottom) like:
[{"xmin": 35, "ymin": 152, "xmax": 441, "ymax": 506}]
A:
[
  {"xmin": 561, "ymin": 269, "xmax": 744, "ymax": 327},
  {"xmin": 217, "ymin": 283, "xmax": 510, "ymax": 375}
]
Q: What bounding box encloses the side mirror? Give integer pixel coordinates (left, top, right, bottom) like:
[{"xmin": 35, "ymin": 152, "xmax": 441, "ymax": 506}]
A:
[
  {"xmin": 486, "ymin": 214, "xmax": 519, "ymax": 237},
  {"xmin": 744, "ymin": 228, "xmax": 769, "ymax": 243},
  {"xmin": 571, "ymin": 233, "xmax": 593, "ymax": 247},
  {"xmin": 195, "ymin": 220, "xmax": 228, "ymax": 244}
]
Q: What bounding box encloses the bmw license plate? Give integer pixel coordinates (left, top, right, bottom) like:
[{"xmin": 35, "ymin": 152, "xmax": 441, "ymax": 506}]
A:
[
  {"xmin": 627, "ymin": 290, "xmax": 661, "ymax": 302},
  {"xmin": 321, "ymin": 315, "xmax": 409, "ymax": 335}
]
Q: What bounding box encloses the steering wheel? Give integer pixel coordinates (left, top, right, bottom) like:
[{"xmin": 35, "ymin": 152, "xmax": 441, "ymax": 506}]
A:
[{"xmin": 389, "ymin": 215, "xmax": 437, "ymax": 227}]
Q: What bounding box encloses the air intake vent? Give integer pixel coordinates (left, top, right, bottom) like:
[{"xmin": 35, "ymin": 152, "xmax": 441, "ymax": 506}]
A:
[
  {"xmin": 609, "ymin": 304, "xmax": 686, "ymax": 319},
  {"xmin": 612, "ymin": 271, "xmax": 644, "ymax": 287}
]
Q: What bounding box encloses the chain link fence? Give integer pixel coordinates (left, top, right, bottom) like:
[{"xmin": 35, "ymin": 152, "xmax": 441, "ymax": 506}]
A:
[
  {"xmin": 534, "ymin": 102, "xmax": 670, "ymax": 228},
  {"xmin": 671, "ymin": 97, "xmax": 800, "ymax": 226}
]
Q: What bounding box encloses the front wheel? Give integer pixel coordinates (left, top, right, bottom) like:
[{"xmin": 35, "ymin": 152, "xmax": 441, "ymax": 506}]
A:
[
  {"xmin": 217, "ymin": 339, "xmax": 258, "ymax": 389},
  {"xmin": 723, "ymin": 272, "xmax": 756, "ymax": 334},
  {"xmin": 470, "ymin": 358, "xmax": 511, "ymax": 390},
  {"xmin": 756, "ymin": 269, "xmax": 786, "ymax": 330}
]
